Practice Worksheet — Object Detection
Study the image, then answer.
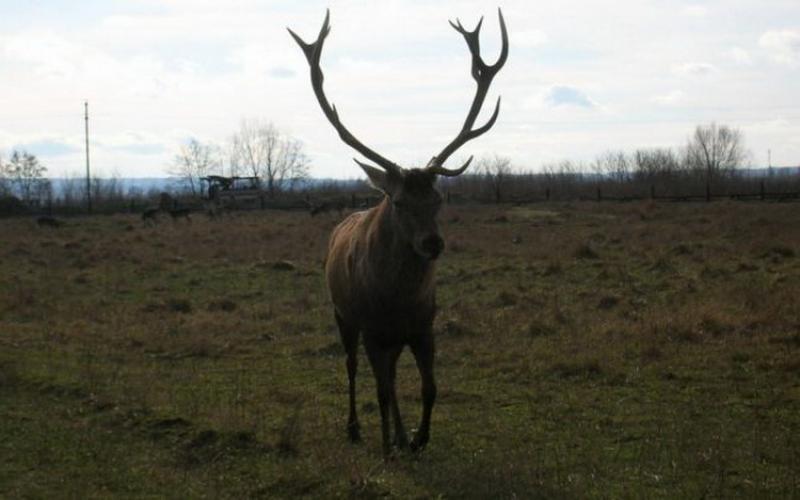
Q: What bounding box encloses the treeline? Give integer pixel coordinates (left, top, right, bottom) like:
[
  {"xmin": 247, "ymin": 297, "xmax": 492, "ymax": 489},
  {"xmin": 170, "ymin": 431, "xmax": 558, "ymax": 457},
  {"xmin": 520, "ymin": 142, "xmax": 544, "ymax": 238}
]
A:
[
  {"xmin": 442, "ymin": 154, "xmax": 798, "ymax": 204},
  {"xmin": 51, "ymin": 174, "xmax": 169, "ymax": 215},
  {"xmin": 440, "ymin": 123, "xmax": 798, "ymax": 203},
  {"xmin": 1, "ymin": 117, "xmax": 313, "ymax": 216},
  {"xmin": 1, "ymin": 122, "xmax": 798, "ymax": 216},
  {"xmin": 170, "ymin": 119, "xmax": 310, "ymax": 198},
  {"xmin": 0, "ymin": 150, "xmax": 50, "ymax": 214},
  {"xmin": 0, "ymin": 157, "xmax": 175, "ymax": 216}
]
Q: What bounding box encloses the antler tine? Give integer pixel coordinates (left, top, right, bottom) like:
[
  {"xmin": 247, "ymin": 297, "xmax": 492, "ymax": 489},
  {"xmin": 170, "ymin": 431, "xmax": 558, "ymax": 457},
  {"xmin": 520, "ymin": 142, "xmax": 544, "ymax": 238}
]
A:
[
  {"xmin": 427, "ymin": 155, "xmax": 474, "ymax": 177},
  {"xmin": 428, "ymin": 8, "xmax": 508, "ymax": 176},
  {"xmin": 288, "ymin": 10, "xmax": 403, "ymax": 176}
]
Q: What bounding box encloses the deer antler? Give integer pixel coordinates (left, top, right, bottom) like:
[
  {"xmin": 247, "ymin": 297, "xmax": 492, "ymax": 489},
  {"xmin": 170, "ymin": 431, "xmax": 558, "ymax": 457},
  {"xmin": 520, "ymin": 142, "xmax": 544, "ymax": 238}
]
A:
[
  {"xmin": 426, "ymin": 8, "xmax": 509, "ymax": 177},
  {"xmin": 288, "ymin": 10, "xmax": 403, "ymax": 176}
]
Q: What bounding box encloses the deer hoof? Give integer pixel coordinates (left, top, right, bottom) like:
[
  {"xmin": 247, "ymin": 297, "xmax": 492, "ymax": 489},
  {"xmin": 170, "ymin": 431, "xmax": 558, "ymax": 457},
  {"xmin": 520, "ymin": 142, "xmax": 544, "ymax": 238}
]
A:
[
  {"xmin": 347, "ymin": 423, "xmax": 361, "ymax": 443},
  {"xmin": 393, "ymin": 434, "xmax": 409, "ymax": 450},
  {"xmin": 409, "ymin": 432, "xmax": 429, "ymax": 453}
]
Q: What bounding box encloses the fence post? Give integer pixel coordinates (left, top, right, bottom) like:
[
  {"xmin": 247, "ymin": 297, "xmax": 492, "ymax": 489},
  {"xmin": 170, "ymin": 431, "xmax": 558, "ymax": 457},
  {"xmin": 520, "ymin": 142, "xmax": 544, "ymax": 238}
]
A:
[
  {"xmin": 351, "ymin": 193, "xmax": 356, "ymax": 208},
  {"xmin": 545, "ymin": 187, "xmax": 550, "ymax": 201},
  {"xmin": 760, "ymin": 180, "xmax": 765, "ymax": 201},
  {"xmin": 597, "ymin": 188, "xmax": 602, "ymax": 201},
  {"xmin": 706, "ymin": 183, "xmax": 711, "ymax": 202}
]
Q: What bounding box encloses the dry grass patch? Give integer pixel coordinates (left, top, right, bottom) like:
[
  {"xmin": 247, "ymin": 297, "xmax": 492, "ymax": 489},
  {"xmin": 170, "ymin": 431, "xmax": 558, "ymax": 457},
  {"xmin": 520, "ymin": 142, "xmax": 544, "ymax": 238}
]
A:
[{"xmin": 1, "ymin": 203, "xmax": 799, "ymax": 498}]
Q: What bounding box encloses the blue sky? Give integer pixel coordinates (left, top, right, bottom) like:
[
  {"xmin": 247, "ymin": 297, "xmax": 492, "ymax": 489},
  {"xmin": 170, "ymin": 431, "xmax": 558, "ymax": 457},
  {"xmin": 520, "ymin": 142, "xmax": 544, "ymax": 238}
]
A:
[{"xmin": 1, "ymin": 0, "xmax": 798, "ymax": 178}]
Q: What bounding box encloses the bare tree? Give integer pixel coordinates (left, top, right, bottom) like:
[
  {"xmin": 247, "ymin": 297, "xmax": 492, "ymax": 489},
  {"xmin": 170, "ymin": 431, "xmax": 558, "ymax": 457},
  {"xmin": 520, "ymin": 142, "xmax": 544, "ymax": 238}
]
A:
[
  {"xmin": 633, "ymin": 148, "xmax": 682, "ymax": 183},
  {"xmin": 1, "ymin": 150, "xmax": 49, "ymax": 203},
  {"xmin": 685, "ymin": 123, "xmax": 748, "ymax": 186},
  {"xmin": 59, "ymin": 171, "xmax": 85, "ymax": 207},
  {"xmin": 91, "ymin": 172, "xmax": 126, "ymax": 207},
  {"xmin": 171, "ymin": 138, "xmax": 220, "ymax": 197},
  {"xmin": 478, "ymin": 154, "xmax": 512, "ymax": 203},
  {"xmin": 541, "ymin": 159, "xmax": 589, "ymax": 199},
  {"xmin": 593, "ymin": 150, "xmax": 631, "ymax": 183},
  {"xmin": 229, "ymin": 119, "xmax": 310, "ymax": 197},
  {"xmin": 0, "ymin": 153, "xmax": 10, "ymax": 196}
]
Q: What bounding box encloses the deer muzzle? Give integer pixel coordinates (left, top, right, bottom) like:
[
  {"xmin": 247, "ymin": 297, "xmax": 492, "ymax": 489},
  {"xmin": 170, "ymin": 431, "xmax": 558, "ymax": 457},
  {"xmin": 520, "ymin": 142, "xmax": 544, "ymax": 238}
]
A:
[{"xmin": 418, "ymin": 233, "xmax": 445, "ymax": 261}]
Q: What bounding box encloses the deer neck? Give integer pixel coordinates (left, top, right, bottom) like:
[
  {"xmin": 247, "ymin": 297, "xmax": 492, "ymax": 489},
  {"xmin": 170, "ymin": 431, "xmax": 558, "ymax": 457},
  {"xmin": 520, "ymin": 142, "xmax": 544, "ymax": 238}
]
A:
[{"xmin": 366, "ymin": 197, "xmax": 435, "ymax": 294}]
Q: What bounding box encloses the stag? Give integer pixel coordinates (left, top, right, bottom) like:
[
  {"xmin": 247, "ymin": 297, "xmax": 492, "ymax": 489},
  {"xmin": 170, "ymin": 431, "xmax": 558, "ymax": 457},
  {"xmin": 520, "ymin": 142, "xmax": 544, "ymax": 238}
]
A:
[
  {"xmin": 307, "ymin": 198, "xmax": 347, "ymax": 217},
  {"xmin": 141, "ymin": 207, "xmax": 160, "ymax": 226},
  {"xmin": 36, "ymin": 215, "xmax": 63, "ymax": 228},
  {"xmin": 289, "ymin": 9, "xmax": 507, "ymax": 456},
  {"xmin": 168, "ymin": 207, "xmax": 192, "ymax": 223}
]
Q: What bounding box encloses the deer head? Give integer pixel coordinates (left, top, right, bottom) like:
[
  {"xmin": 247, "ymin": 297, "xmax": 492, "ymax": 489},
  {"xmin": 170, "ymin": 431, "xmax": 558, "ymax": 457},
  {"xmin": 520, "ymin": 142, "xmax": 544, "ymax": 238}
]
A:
[{"xmin": 289, "ymin": 9, "xmax": 508, "ymax": 260}]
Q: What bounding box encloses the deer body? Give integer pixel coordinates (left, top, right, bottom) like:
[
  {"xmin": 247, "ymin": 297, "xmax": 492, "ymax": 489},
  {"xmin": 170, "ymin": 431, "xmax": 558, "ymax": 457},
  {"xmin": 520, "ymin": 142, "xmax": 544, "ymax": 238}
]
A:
[
  {"xmin": 327, "ymin": 198, "xmax": 437, "ymax": 339},
  {"xmin": 326, "ymin": 179, "xmax": 444, "ymax": 454},
  {"xmin": 289, "ymin": 8, "xmax": 507, "ymax": 456}
]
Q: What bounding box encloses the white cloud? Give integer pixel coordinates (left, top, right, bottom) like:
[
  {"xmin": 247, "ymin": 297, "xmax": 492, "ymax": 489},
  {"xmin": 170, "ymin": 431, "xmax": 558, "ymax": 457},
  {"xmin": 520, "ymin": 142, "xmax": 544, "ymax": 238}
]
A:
[
  {"xmin": 672, "ymin": 62, "xmax": 717, "ymax": 77},
  {"xmin": 269, "ymin": 67, "xmax": 295, "ymax": 79},
  {"xmin": 513, "ymin": 29, "xmax": 549, "ymax": 48},
  {"xmin": 759, "ymin": 29, "xmax": 800, "ymax": 66},
  {"xmin": 1, "ymin": 1, "xmax": 799, "ymax": 177},
  {"xmin": 97, "ymin": 131, "xmax": 173, "ymax": 153},
  {"xmin": 228, "ymin": 43, "xmax": 299, "ymax": 81},
  {"xmin": 728, "ymin": 47, "xmax": 753, "ymax": 65},
  {"xmin": 12, "ymin": 137, "xmax": 81, "ymax": 157},
  {"xmin": 0, "ymin": 30, "xmax": 190, "ymax": 101},
  {"xmin": 652, "ymin": 90, "xmax": 685, "ymax": 105},
  {"xmin": 683, "ymin": 5, "xmax": 708, "ymax": 17},
  {"xmin": 525, "ymin": 85, "xmax": 597, "ymax": 110},
  {"xmin": 743, "ymin": 118, "xmax": 800, "ymax": 166},
  {"xmin": 546, "ymin": 85, "xmax": 596, "ymax": 108},
  {"xmin": 1, "ymin": 31, "xmax": 80, "ymax": 79}
]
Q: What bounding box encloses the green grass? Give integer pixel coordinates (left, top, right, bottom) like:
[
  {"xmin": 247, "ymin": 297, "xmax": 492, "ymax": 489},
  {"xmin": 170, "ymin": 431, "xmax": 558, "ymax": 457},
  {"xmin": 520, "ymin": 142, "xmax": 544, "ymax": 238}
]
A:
[{"xmin": 1, "ymin": 201, "xmax": 799, "ymax": 498}]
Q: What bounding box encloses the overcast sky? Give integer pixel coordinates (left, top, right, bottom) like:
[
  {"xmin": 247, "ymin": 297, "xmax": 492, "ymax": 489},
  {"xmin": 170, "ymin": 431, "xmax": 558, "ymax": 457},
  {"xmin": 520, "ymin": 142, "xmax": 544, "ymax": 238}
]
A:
[{"xmin": 1, "ymin": 0, "xmax": 798, "ymax": 179}]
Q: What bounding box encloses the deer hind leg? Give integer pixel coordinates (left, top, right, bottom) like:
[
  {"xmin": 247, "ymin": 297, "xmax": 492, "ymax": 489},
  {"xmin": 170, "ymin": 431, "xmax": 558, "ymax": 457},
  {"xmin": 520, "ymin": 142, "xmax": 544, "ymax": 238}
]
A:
[
  {"xmin": 335, "ymin": 312, "xmax": 361, "ymax": 442},
  {"xmin": 410, "ymin": 332, "xmax": 437, "ymax": 452}
]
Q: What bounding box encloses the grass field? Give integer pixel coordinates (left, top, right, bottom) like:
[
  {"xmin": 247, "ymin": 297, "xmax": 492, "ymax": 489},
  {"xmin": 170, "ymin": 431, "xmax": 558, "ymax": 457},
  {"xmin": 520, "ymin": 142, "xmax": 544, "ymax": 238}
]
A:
[{"xmin": 1, "ymin": 201, "xmax": 799, "ymax": 498}]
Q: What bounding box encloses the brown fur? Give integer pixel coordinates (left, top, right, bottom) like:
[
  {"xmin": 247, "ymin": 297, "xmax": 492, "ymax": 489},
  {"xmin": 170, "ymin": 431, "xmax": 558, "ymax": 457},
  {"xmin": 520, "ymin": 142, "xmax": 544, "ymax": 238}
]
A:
[
  {"xmin": 325, "ymin": 173, "xmax": 443, "ymax": 456},
  {"xmin": 327, "ymin": 198, "xmax": 437, "ymax": 329}
]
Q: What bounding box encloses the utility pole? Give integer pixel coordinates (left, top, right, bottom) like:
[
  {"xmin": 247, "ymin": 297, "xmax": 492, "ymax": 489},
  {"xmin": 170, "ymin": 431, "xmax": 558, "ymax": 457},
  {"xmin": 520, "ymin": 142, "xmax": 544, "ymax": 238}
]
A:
[{"xmin": 84, "ymin": 100, "xmax": 92, "ymax": 213}]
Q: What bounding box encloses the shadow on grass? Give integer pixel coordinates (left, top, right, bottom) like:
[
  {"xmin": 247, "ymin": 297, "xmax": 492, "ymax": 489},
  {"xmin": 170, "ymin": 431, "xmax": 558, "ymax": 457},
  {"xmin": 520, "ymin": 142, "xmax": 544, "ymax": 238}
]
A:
[{"xmin": 405, "ymin": 448, "xmax": 569, "ymax": 500}]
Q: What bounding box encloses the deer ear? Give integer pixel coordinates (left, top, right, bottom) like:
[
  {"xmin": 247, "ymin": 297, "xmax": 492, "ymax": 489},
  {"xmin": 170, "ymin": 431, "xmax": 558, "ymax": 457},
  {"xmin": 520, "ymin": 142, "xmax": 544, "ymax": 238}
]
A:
[{"xmin": 354, "ymin": 159, "xmax": 400, "ymax": 195}]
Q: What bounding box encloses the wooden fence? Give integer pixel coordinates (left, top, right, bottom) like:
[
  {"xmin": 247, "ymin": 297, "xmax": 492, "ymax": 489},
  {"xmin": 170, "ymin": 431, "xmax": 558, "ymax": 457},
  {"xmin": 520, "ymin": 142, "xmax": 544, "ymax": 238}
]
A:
[{"xmin": 595, "ymin": 181, "xmax": 799, "ymax": 203}]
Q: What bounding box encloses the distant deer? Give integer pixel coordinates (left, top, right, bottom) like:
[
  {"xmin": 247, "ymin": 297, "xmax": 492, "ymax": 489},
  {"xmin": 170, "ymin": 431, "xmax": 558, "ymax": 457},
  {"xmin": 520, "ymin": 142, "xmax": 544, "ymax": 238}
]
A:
[
  {"xmin": 168, "ymin": 207, "xmax": 192, "ymax": 223},
  {"xmin": 204, "ymin": 200, "xmax": 223, "ymax": 220},
  {"xmin": 308, "ymin": 199, "xmax": 347, "ymax": 217},
  {"xmin": 141, "ymin": 208, "xmax": 160, "ymax": 226},
  {"xmin": 36, "ymin": 215, "xmax": 63, "ymax": 228},
  {"xmin": 289, "ymin": 9, "xmax": 507, "ymax": 456}
]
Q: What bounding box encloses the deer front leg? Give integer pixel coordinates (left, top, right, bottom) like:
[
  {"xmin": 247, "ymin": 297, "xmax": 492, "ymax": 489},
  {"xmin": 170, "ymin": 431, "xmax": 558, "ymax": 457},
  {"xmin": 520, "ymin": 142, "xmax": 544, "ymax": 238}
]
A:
[
  {"xmin": 335, "ymin": 312, "xmax": 361, "ymax": 442},
  {"xmin": 364, "ymin": 336, "xmax": 394, "ymax": 457},
  {"xmin": 410, "ymin": 332, "xmax": 437, "ymax": 452},
  {"xmin": 389, "ymin": 348, "xmax": 409, "ymax": 449}
]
